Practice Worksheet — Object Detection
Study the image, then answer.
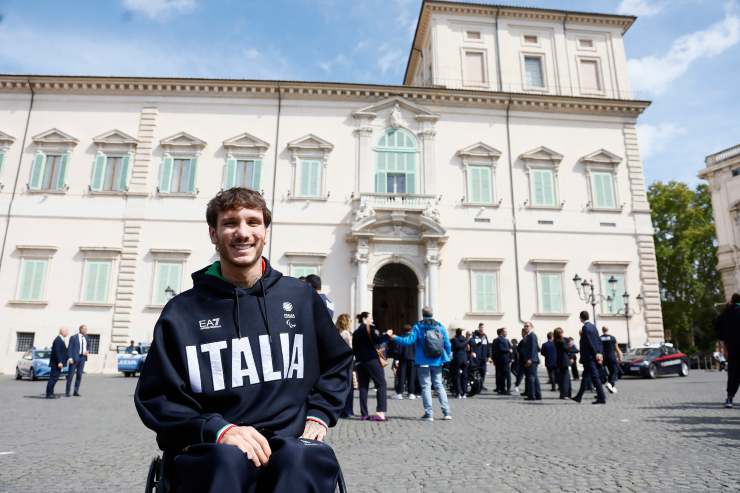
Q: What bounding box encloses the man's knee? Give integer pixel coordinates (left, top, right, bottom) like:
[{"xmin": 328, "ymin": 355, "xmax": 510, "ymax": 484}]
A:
[{"xmin": 270, "ymin": 438, "xmax": 338, "ymax": 470}]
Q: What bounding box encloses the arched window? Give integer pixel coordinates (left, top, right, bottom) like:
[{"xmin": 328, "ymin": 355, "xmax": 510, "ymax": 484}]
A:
[{"xmin": 374, "ymin": 128, "xmax": 417, "ymax": 194}]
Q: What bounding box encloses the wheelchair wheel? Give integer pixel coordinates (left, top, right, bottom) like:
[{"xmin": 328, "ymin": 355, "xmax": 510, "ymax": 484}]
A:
[
  {"xmin": 335, "ymin": 466, "xmax": 347, "ymax": 493},
  {"xmin": 145, "ymin": 456, "xmax": 163, "ymax": 493}
]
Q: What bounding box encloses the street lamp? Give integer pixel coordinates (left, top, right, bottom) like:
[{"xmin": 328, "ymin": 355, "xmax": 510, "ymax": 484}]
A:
[
  {"xmin": 164, "ymin": 286, "xmax": 177, "ymax": 299},
  {"xmin": 614, "ymin": 291, "xmax": 643, "ymax": 351},
  {"xmin": 572, "ymin": 274, "xmax": 617, "ymax": 326}
]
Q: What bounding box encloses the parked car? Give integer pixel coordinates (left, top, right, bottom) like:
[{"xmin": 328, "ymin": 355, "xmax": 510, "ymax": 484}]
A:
[
  {"xmin": 117, "ymin": 344, "xmax": 150, "ymax": 377},
  {"xmin": 15, "ymin": 348, "xmax": 69, "ymax": 380},
  {"xmin": 620, "ymin": 343, "xmax": 689, "ymax": 379}
]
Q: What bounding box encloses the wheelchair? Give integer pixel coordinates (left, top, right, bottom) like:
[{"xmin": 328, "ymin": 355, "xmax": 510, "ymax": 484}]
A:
[{"xmin": 145, "ymin": 453, "xmax": 348, "ymax": 492}]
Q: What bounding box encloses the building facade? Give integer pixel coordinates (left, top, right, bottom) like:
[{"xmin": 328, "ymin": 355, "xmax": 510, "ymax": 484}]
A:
[
  {"xmin": 0, "ymin": 1, "xmax": 664, "ymax": 374},
  {"xmin": 699, "ymin": 144, "xmax": 740, "ymax": 300}
]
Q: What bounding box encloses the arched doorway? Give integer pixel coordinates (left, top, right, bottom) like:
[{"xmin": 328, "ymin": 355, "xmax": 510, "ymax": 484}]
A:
[{"xmin": 372, "ymin": 263, "xmax": 418, "ymax": 333}]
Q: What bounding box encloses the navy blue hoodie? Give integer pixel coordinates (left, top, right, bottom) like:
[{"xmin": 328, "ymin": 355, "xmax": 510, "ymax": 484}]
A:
[{"xmin": 134, "ymin": 258, "xmax": 353, "ymax": 453}]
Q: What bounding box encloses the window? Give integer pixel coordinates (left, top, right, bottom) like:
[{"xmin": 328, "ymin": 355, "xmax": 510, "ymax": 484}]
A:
[
  {"xmin": 523, "ymin": 34, "xmax": 538, "ymax": 45},
  {"xmin": 463, "ymin": 50, "xmax": 486, "ymax": 85},
  {"xmin": 579, "ymin": 59, "xmax": 603, "ymax": 93},
  {"xmin": 468, "ymin": 165, "xmax": 493, "ymax": 204},
  {"xmin": 90, "ymin": 153, "xmax": 130, "ymax": 192},
  {"xmin": 224, "ymin": 158, "xmax": 262, "ymax": 190},
  {"xmin": 732, "ymin": 168, "xmax": 740, "ymax": 177},
  {"xmin": 591, "ymin": 171, "xmax": 616, "ymax": 209},
  {"xmin": 578, "ymin": 38, "xmax": 594, "ymax": 49},
  {"xmin": 537, "ymin": 272, "xmax": 563, "ymax": 314},
  {"xmin": 466, "ymin": 30, "xmax": 481, "ymax": 41},
  {"xmin": 524, "ymin": 56, "xmax": 545, "ymax": 89},
  {"xmin": 296, "ymin": 159, "xmax": 322, "ymax": 198},
  {"xmin": 601, "ymin": 273, "xmax": 626, "ymax": 314},
  {"xmin": 153, "ymin": 261, "xmax": 183, "ymax": 305},
  {"xmin": 17, "ymin": 258, "xmax": 48, "ymax": 301},
  {"xmin": 29, "ymin": 152, "xmax": 69, "ymax": 191},
  {"xmin": 292, "ymin": 265, "xmax": 319, "ymax": 278},
  {"xmin": 531, "ymin": 168, "xmax": 556, "ymax": 207},
  {"xmin": 87, "ymin": 334, "xmax": 101, "ymax": 355},
  {"xmin": 81, "ymin": 260, "xmax": 112, "ymax": 303},
  {"xmin": 375, "ymin": 128, "xmax": 417, "ymax": 194},
  {"xmin": 16, "ymin": 332, "xmax": 35, "ymax": 352},
  {"xmin": 472, "ymin": 271, "xmax": 498, "ymax": 312},
  {"xmin": 159, "ymin": 156, "xmax": 197, "ymax": 194}
]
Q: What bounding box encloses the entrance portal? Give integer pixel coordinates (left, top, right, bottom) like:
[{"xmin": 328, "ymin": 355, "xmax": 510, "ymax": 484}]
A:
[{"xmin": 372, "ymin": 263, "xmax": 418, "ymax": 333}]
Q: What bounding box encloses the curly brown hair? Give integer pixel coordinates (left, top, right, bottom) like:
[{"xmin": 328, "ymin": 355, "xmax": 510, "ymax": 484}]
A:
[
  {"xmin": 206, "ymin": 188, "xmax": 272, "ymax": 228},
  {"xmin": 336, "ymin": 313, "xmax": 351, "ymax": 332}
]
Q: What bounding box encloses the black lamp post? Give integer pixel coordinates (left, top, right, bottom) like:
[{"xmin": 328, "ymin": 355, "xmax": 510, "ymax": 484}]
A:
[
  {"xmin": 164, "ymin": 286, "xmax": 176, "ymax": 300},
  {"xmin": 572, "ymin": 274, "xmax": 616, "ymax": 327},
  {"xmin": 618, "ymin": 292, "xmax": 643, "ymax": 351}
]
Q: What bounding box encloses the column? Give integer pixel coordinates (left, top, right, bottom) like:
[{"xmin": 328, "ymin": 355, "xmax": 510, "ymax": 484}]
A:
[
  {"xmin": 418, "ymin": 127, "xmax": 436, "ymax": 195},
  {"xmin": 425, "ymin": 240, "xmax": 441, "ymax": 314},
  {"xmin": 354, "ymin": 239, "xmax": 370, "ymax": 312}
]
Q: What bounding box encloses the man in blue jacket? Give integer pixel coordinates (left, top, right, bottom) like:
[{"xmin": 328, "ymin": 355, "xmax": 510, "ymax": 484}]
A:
[
  {"xmin": 135, "ymin": 188, "xmax": 353, "ymax": 493},
  {"xmin": 45, "ymin": 327, "xmax": 68, "ymax": 399},
  {"xmin": 493, "ymin": 328, "xmax": 512, "ymax": 395},
  {"xmin": 574, "ymin": 311, "xmax": 607, "ymax": 404},
  {"xmin": 387, "ymin": 307, "xmax": 452, "ymax": 421},
  {"xmin": 66, "ymin": 324, "xmax": 89, "ymax": 397},
  {"xmin": 540, "ymin": 332, "xmax": 558, "ymax": 392},
  {"xmin": 520, "ymin": 322, "xmax": 541, "ymax": 401}
]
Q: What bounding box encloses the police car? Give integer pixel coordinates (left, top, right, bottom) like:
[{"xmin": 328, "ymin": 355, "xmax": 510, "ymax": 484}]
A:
[
  {"xmin": 117, "ymin": 344, "xmax": 150, "ymax": 377},
  {"xmin": 15, "ymin": 348, "xmax": 69, "ymax": 380},
  {"xmin": 620, "ymin": 343, "xmax": 689, "ymax": 379}
]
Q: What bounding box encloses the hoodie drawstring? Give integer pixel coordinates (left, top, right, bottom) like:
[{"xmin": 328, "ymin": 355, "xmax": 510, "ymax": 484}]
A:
[
  {"xmin": 257, "ymin": 279, "xmax": 273, "ymax": 343},
  {"xmin": 233, "ymin": 289, "xmax": 242, "ymax": 338}
]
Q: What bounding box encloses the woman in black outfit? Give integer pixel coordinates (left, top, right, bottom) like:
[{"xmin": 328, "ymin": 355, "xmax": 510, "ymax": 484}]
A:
[
  {"xmin": 352, "ymin": 312, "xmax": 388, "ymax": 421},
  {"xmin": 393, "ymin": 324, "xmax": 416, "ymax": 399},
  {"xmin": 450, "ymin": 328, "xmax": 470, "ymax": 398},
  {"xmin": 553, "ymin": 327, "xmax": 572, "ymax": 399}
]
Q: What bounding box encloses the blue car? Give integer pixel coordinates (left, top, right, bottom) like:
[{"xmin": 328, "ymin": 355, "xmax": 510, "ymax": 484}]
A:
[
  {"xmin": 117, "ymin": 344, "xmax": 150, "ymax": 377},
  {"xmin": 15, "ymin": 348, "xmax": 69, "ymax": 380}
]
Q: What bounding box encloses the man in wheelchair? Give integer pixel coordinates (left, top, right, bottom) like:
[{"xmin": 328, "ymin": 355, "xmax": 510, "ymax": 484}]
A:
[{"xmin": 135, "ymin": 188, "xmax": 353, "ymax": 492}]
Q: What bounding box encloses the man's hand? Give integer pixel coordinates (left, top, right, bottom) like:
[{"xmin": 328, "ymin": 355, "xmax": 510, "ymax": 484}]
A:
[
  {"xmin": 57, "ymin": 363, "xmax": 63, "ymax": 369},
  {"xmin": 525, "ymin": 359, "xmax": 532, "ymax": 368},
  {"xmin": 301, "ymin": 420, "xmax": 327, "ymax": 442},
  {"xmin": 385, "ymin": 330, "xmax": 395, "ymax": 339},
  {"xmin": 220, "ymin": 426, "xmax": 271, "ymax": 468},
  {"xmin": 68, "ymin": 358, "xmax": 73, "ymax": 365},
  {"xmin": 596, "ymin": 353, "xmax": 603, "ymax": 365}
]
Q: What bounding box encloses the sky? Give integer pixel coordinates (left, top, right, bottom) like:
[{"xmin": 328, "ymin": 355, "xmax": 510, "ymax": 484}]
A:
[{"xmin": 0, "ymin": 0, "xmax": 737, "ymax": 186}]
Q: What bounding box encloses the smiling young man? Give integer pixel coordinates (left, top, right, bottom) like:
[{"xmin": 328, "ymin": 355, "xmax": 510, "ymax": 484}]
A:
[{"xmin": 135, "ymin": 187, "xmax": 353, "ymax": 492}]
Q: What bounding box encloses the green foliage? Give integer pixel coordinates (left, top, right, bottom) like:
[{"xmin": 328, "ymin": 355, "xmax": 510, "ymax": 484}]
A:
[{"xmin": 648, "ymin": 181, "xmax": 723, "ymax": 353}]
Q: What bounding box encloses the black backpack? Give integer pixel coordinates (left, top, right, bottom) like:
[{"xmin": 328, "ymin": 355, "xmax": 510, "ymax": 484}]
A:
[{"xmin": 422, "ymin": 321, "xmax": 444, "ymax": 358}]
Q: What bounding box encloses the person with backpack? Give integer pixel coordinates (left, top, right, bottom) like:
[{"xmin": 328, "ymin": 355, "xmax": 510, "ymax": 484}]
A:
[{"xmin": 386, "ymin": 306, "xmax": 452, "ymax": 421}]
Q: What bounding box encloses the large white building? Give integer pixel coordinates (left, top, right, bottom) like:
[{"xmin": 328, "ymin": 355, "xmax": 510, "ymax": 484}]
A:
[
  {"xmin": 0, "ymin": 1, "xmax": 664, "ymax": 374},
  {"xmin": 700, "ymin": 144, "xmax": 740, "ymax": 300}
]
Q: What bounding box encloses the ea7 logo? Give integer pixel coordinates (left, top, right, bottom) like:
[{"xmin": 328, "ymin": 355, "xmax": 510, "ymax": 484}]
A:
[{"xmin": 198, "ymin": 318, "xmax": 222, "ymax": 330}]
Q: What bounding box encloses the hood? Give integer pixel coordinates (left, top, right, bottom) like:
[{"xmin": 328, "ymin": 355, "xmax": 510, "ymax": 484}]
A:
[{"xmin": 190, "ymin": 257, "xmax": 283, "ymax": 339}]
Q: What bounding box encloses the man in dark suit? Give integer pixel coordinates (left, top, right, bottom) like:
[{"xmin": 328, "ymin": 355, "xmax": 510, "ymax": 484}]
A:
[
  {"xmin": 46, "ymin": 327, "xmax": 69, "ymax": 399},
  {"xmin": 574, "ymin": 311, "xmax": 607, "ymax": 404},
  {"xmin": 521, "ymin": 322, "xmax": 541, "ymax": 401},
  {"xmin": 540, "ymin": 332, "xmax": 558, "ymax": 392},
  {"xmin": 66, "ymin": 324, "xmax": 89, "ymax": 397},
  {"xmin": 493, "ymin": 328, "xmax": 512, "ymax": 395}
]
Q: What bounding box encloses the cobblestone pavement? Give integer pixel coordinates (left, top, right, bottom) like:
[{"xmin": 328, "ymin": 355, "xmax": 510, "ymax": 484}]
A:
[{"xmin": 1, "ymin": 368, "xmax": 739, "ymax": 493}]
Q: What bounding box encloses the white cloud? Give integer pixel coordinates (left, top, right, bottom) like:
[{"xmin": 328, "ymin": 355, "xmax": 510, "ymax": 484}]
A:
[
  {"xmin": 377, "ymin": 45, "xmax": 404, "ymax": 75},
  {"xmin": 628, "ymin": 5, "xmax": 740, "ymax": 95},
  {"xmin": 0, "ymin": 23, "xmax": 292, "ymax": 80},
  {"xmin": 636, "ymin": 123, "xmax": 687, "ymax": 160},
  {"xmin": 122, "ymin": 0, "xmax": 196, "ymax": 20},
  {"xmin": 616, "ymin": 0, "xmax": 665, "ymax": 16},
  {"xmin": 318, "ymin": 54, "xmax": 349, "ymax": 73}
]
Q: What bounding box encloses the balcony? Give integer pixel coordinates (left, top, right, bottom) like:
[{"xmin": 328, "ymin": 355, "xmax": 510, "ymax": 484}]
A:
[{"xmin": 353, "ymin": 192, "xmax": 438, "ymax": 212}]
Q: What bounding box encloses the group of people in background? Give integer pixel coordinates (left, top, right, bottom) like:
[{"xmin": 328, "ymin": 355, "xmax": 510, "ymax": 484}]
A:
[{"xmin": 44, "ymin": 324, "xmax": 90, "ymax": 399}]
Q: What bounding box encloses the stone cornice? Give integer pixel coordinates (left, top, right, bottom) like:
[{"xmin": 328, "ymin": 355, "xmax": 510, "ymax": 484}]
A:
[
  {"xmin": 0, "ymin": 75, "xmax": 650, "ymax": 118},
  {"xmin": 404, "ymin": 0, "xmax": 636, "ymax": 85}
]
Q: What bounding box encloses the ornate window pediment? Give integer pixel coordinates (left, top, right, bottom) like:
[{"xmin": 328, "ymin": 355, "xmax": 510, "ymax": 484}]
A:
[
  {"xmin": 0, "ymin": 130, "xmax": 16, "ymax": 147},
  {"xmin": 520, "ymin": 146, "xmax": 563, "ymax": 167},
  {"xmin": 93, "ymin": 129, "xmax": 139, "ymax": 148},
  {"xmin": 457, "ymin": 142, "xmax": 502, "ymax": 161},
  {"xmin": 580, "ymin": 149, "xmax": 622, "ymax": 166},
  {"xmin": 352, "ymin": 96, "xmax": 439, "ymax": 123},
  {"xmin": 32, "ymin": 128, "xmax": 79, "ymax": 148},
  {"xmin": 159, "ymin": 131, "xmax": 206, "ymax": 150},
  {"xmin": 223, "ymin": 132, "xmax": 270, "ymax": 154},
  {"xmin": 458, "ymin": 142, "xmax": 502, "ymax": 207},
  {"xmin": 287, "ymin": 134, "xmax": 333, "ymax": 200},
  {"xmin": 287, "ymin": 134, "xmax": 334, "ymax": 152}
]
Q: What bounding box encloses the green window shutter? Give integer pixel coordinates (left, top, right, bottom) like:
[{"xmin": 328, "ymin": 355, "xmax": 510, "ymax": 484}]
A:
[
  {"xmin": 602, "ymin": 273, "xmax": 625, "ymax": 313},
  {"xmin": 540, "ymin": 273, "xmax": 562, "ymax": 313},
  {"xmin": 0, "ymin": 151, "xmax": 4, "ymax": 174},
  {"xmin": 83, "ymin": 262, "xmax": 98, "ymax": 302},
  {"xmin": 90, "ymin": 153, "xmax": 107, "ymax": 192},
  {"xmin": 224, "ymin": 157, "xmax": 237, "ymax": 189},
  {"xmin": 252, "ymin": 160, "xmax": 262, "ymax": 191},
  {"xmin": 18, "ymin": 261, "xmax": 34, "ymax": 300},
  {"xmin": 375, "ymin": 153, "xmax": 387, "ymax": 193},
  {"xmin": 159, "ymin": 155, "xmax": 173, "ymax": 193},
  {"xmin": 186, "ymin": 158, "xmax": 197, "ymax": 193},
  {"xmin": 406, "ymin": 154, "xmax": 416, "ymax": 193},
  {"xmin": 19, "ymin": 259, "xmax": 47, "ymax": 300},
  {"xmin": 29, "ymin": 151, "xmax": 46, "ymax": 190},
  {"xmin": 56, "ymin": 153, "xmax": 69, "ymax": 190},
  {"xmin": 116, "ymin": 155, "xmax": 130, "ymax": 191},
  {"xmin": 309, "ymin": 160, "xmax": 320, "ymax": 196},
  {"xmin": 542, "ymin": 170, "xmax": 555, "ymax": 205},
  {"xmin": 469, "ymin": 166, "xmax": 492, "ymax": 203},
  {"xmin": 593, "ymin": 172, "xmax": 615, "ymax": 208},
  {"xmin": 469, "ymin": 167, "xmax": 480, "ymax": 202},
  {"xmin": 155, "ymin": 262, "xmax": 182, "ymax": 305},
  {"xmin": 472, "ymin": 272, "xmax": 497, "ymax": 312},
  {"xmin": 97, "ymin": 261, "xmax": 111, "ymax": 301},
  {"xmin": 533, "ymin": 169, "xmax": 555, "ymax": 206},
  {"xmin": 532, "ymin": 170, "xmax": 544, "ymax": 205},
  {"xmin": 83, "ymin": 261, "xmax": 111, "ymax": 302},
  {"xmin": 168, "ymin": 263, "xmax": 182, "ymax": 293}
]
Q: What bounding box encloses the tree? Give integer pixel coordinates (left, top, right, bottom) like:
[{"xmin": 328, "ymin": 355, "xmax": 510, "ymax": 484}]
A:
[{"xmin": 648, "ymin": 181, "xmax": 723, "ymax": 353}]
